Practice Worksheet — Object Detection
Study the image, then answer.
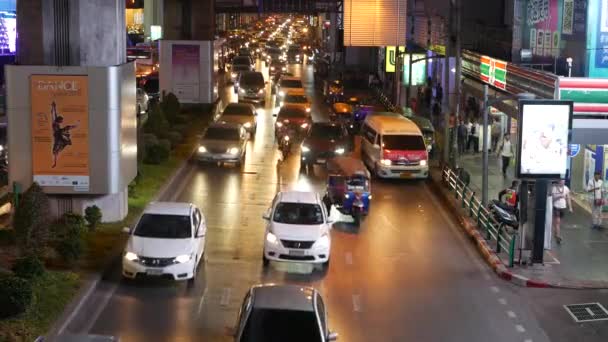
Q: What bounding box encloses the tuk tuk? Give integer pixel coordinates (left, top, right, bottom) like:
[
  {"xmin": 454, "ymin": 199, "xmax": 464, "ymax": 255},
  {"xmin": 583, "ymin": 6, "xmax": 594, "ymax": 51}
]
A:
[{"xmin": 323, "ymin": 157, "xmax": 371, "ymax": 225}]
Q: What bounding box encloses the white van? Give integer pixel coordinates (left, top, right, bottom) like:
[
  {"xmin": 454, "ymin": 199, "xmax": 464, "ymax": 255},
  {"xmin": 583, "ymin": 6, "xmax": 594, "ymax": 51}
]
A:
[{"xmin": 360, "ymin": 114, "xmax": 429, "ymax": 179}]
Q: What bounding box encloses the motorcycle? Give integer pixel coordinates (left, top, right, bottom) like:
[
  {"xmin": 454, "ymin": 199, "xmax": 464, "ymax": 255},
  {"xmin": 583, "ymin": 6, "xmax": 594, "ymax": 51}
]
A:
[
  {"xmin": 325, "ymin": 80, "xmax": 344, "ymax": 104},
  {"xmin": 489, "ymin": 200, "xmax": 519, "ymax": 230},
  {"xmin": 351, "ymin": 192, "xmax": 365, "ymax": 225},
  {"xmin": 278, "ymin": 135, "xmax": 291, "ymax": 160}
]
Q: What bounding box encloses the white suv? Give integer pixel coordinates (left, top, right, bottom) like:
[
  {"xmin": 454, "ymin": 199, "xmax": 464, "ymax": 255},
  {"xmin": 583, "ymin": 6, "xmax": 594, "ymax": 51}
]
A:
[
  {"xmin": 262, "ymin": 191, "xmax": 332, "ymax": 269},
  {"xmin": 122, "ymin": 202, "xmax": 206, "ymax": 282}
]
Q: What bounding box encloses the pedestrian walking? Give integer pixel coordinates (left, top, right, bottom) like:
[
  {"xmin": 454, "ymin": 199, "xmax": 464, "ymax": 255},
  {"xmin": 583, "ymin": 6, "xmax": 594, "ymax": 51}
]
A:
[
  {"xmin": 491, "ymin": 119, "xmax": 501, "ymax": 151},
  {"xmin": 457, "ymin": 120, "xmax": 468, "ymax": 154},
  {"xmin": 467, "ymin": 119, "xmax": 479, "ymax": 153},
  {"xmin": 435, "ymin": 84, "xmax": 443, "ymax": 104},
  {"xmin": 587, "ymin": 171, "xmax": 605, "ymax": 229},
  {"xmin": 496, "ymin": 134, "xmax": 514, "ymax": 177},
  {"xmin": 551, "ymin": 180, "xmax": 572, "ymax": 244}
]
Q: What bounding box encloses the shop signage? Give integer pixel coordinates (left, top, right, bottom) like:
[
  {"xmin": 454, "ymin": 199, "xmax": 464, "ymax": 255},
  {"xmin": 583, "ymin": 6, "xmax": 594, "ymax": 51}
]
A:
[
  {"xmin": 569, "ymin": 144, "xmax": 580, "ymax": 157},
  {"xmin": 429, "ymin": 44, "xmax": 446, "ymax": 56},
  {"xmin": 480, "ymin": 55, "xmax": 507, "ymax": 90},
  {"xmin": 402, "ymin": 54, "xmax": 427, "ymax": 85},
  {"xmin": 385, "ymin": 46, "xmax": 405, "ymax": 73},
  {"xmin": 587, "ymin": 0, "xmax": 608, "ymax": 77}
]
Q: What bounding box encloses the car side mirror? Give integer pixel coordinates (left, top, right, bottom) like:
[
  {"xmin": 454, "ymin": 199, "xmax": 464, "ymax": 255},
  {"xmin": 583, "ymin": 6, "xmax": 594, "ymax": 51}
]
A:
[
  {"xmin": 327, "ymin": 218, "xmax": 334, "ymax": 225},
  {"xmin": 272, "ymin": 113, "xmax": 277, "ymax": 117},
  {"xmin": 262, "ymin": 209, "xmax": 271, "ymax": 220},
  {"xmin": 122, "ymin": 227, "xmax": 131, "ymax": 234},
  {"xmin": 328, "ymin": 332, "xmax": 339, "ymax": 341},
  {"xmin": 372, "ymin": 144, "xmax": 381, "ymax": 150}
]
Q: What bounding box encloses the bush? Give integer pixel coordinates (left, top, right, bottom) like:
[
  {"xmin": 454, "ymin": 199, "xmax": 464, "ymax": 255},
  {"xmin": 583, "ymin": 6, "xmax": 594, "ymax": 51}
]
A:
[
  {"xmin": 143, "ymin": 133, "xmax": 159, "ymax": 146},
  {"xmin": 13, "ymin": 182, "xmax": 51, "ymax": 255},
  {"xmin": 166, "ymin": 131, "xmax": 183, "ymax": 148},
  {"xmin": 0, "ymin": 274, "xmax": 33, "ymax": 318},
  {"xmin": 84, "ymin": 206, "xmax": 103, "ymax": 231},
  {"xmin": 54, "ymin": 213, "xmax": 87, "ymax": 263},
  {"xmin": 161, "ymin": 92, "xmax": 181, "ymax": 124},
  {"xmin": 56, "ymin": 235, "xmax": 84, "ymax": 264},
  {"xmin": 12, "ymin": 254, "xmax": 45, "ymax": 280},
  {"xmin": 63, "ymin": 212, "xmax": 87, "ymax": 235},
  {"xmin": 173, "ymin": 114, "xmax": 190, "ymax": 125},
  {"xmin": 143, "ymin": 141, "xmax": 171, "ymax": 165},
  {"xmin": 144, "ymin": 102, "xmax": 170, "ymax": 137}
]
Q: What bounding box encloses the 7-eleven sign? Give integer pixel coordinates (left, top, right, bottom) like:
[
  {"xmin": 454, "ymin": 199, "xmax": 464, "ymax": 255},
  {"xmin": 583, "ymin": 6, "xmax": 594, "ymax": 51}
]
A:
[{"xmin": 480, "ymin": 56, "xmax": 507, "ymax": 90}]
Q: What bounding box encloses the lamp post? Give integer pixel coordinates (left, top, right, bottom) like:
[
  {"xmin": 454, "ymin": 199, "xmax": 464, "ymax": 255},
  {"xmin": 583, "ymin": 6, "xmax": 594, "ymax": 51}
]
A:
[{"xmin": 566, "ymin": 57, "xmax": 573, "ymax": 77}]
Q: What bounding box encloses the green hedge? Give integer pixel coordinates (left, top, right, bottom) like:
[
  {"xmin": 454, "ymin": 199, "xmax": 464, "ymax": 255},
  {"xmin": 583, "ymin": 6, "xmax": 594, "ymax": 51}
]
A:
[
  {"xmin": 12, "ymin": 255, "xmax": 45, "ymax": 280},
  {"xmin": 0, "ymin": 274, "xmax": 33, "ymax": 318}
]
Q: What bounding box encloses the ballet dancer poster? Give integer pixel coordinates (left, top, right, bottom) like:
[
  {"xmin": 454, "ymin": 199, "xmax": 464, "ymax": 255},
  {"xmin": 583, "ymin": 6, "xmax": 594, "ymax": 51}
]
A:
[{"xmin": 30, "ymin": 75, "xmax": 90, "ymax": 188}]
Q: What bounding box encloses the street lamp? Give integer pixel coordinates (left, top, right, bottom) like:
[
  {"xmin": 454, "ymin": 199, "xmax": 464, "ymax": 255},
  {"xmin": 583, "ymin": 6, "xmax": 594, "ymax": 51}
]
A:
[{"xmin": 566, "ymin": 57, "xmax": 573, "ymax": 77}]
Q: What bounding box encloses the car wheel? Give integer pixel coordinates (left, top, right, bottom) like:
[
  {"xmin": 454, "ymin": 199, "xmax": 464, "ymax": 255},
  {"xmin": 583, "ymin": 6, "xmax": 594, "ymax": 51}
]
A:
[
  {"xmin": 262, "ymin": 253, "xmax": 270, "ymax": 267},
  {"xmin": 188, "ymin": 260, "xmax": 197, "ymax": 285}
]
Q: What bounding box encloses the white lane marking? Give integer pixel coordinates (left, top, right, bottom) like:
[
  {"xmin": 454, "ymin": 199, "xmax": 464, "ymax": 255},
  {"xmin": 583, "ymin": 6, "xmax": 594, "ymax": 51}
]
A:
[
  {"xmin": 490, "ymin": 286, "xmax": 500, "ymax": 293},
  {"xmin": 380, "ymin": 215, "xmax": 400, "ymax": 232},
  {"xmin": 83, "ymin": 283, "xmax": 120, "ymax": 333},
  {"xmin": 170, "ymin": 166, "xmax": 196, "ymax": 201},
  {"xmin": 345, "ymin": 252, "xmax": 353, "ymax": 265},
  {"xmin": 352, "ymin": 294, "xmax": 362, "ymax": 312},
  {"xmin": 507, "ymin": 310, "xmax": 517, "ymax": 319},
  {"xmin": 498, "ymin": 298, "xmax": 508, "ymax": 305},
  {"xmin": 585, "ymin": 307, "xmax": 595, "ymax": 316},
  {"xmin": 197, "ymin": 286, "xmax": 208, "ymax": 316},
  {"xmin": 220, "ymin": 287, "xmax": 232, "ymax": 307},
  {"xmin": 515, "ymin": 325, "xmax": 526, "ymax": 333},
  {"xmin": 524, "ymin": 339, "xmax": 533, "ymax": 342}
]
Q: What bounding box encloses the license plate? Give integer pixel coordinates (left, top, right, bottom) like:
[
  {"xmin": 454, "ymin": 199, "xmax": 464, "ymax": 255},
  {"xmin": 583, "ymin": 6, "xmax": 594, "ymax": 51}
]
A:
[
  {"xmin": 289, "ymin": 249, "xmax": 306, "ymax": 256},
  {"xmin": 400, "ymin": 172, "xmax": 413, "ymax": 178},
  {"xmin": 316, "ymin": 158, "xmax": 326, "ymax": 163},
  {"xmin": 147, "ymin": 269, "xmax": 163, "ymax": 276}
]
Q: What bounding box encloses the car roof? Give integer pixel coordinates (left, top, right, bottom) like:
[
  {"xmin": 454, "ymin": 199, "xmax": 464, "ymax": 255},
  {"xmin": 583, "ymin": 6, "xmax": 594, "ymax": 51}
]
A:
[
  {"xmin": 208, "ymin": 121, "xmax": 243, "ymax": 130},
  {"xmin": 144, "ymin": 202, "xmax": 193, "ymax": 216},
  {"xmin": 280, "ymin": 76, "xmax": 302, "ymax": 82},
  {"xmin": 285, "ymin": 88, "xmax": 306, "ymax": 96},
  {"xmin": 365, "ymin": 115, "xmax": 423, "ymax": 135},
  {"xmin": 278, "ymin": 191, "xmax": 319, "ymax": 204},
  {"xmin": 279, "ymin": 104, "xmax": 308, "ymax": 114},
  {"xmin": 224, "ymin": 102, "xmax": 255, "ymax": 112},
  {"xmin": 251, "ymin": 284, "xmax": 316, "ymax": 311}
]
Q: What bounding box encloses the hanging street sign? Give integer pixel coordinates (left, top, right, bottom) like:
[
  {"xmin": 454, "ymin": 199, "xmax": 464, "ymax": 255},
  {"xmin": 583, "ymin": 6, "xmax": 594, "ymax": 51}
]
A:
[
  {"xmin": 568, "ymin": 144, "xmax": 580, "ymax": 157},
  {"xmin": 480, "ymin": 55, "xmax": 507, "ymax": 90}
]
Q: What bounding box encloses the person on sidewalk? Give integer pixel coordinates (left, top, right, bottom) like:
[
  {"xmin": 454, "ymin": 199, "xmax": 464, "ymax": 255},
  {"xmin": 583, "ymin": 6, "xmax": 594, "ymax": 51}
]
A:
[
  {"xmin": 435, "ymin": 83, "xmax": 443, "ymax": 104},
  {"xmin": 491, "ymin": 119, "xmax": 501, "ymax": 151},
  {"xmin": 457, "ymin": 120, "xmax": 468, "ymax": 154},
  {"xmin": 587, "ymin": 171, "xmax": 605, "ymax": 229},
  {"xmin": 552, "ymin": 180, "xmax": 572, "ymax": 244},
  {"xmin": 496, "ymin": 180, "xmax": 519, "ymax": 213},
  {"xmin": 497, "ymin": 134, "xmax": 514, "ymax": 177},
  {"xmin": 467, "ymin": 119, "xmax": 480, "ymax": 153}
]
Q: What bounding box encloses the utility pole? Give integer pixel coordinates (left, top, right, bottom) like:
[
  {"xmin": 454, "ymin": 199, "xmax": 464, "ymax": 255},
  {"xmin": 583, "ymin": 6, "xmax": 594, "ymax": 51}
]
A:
[
  {"xmin": 442, "ymin": 2, "xmax": 453, "ymax": 165},
  {"xmin": 482, "ymin": 84, "xmax": 490, "ymax": 205},
  {"xmin": 451, "ymin": 0, "xmax": 462, "ymax": 167}
]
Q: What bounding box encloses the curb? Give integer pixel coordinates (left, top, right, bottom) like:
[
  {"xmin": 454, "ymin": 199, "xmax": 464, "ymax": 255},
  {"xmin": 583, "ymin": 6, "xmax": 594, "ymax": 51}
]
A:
[{"xmin": 428, "ymin": 170, "xmax": 608, "ymax": 289}]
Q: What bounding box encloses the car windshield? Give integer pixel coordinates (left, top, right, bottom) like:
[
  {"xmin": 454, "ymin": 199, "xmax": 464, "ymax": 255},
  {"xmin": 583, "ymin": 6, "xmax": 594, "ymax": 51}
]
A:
[
  {"xmin": 241, "ymin": 308, "xmax": 322, "ymax": 342},
  {"xmin": 204, "ymin": 127, "xmax": 241, "ymax": 140},
  {"xmin": 143, "ymin": 79, "xmax": 159, "ymax": 94},
  {"xmin": 284, "ymin": 95, "xmax": 308, "ymax": 103},
  {"xmin": 223, "ymin": 105, "xmax": 253, "ymax": 116},
  {"xmin": 240, "ymin": 73, "xmax": 264, "ymax": 86},
  {"xmin": 278, "ymin": 108, "xmax": 307, "ymax": 118},
  {"xmin": 0, "ymin": 126, "xmax": 6, "ymax": 145},
  {"xmin": 382, "ymin": 135, "xmax": 426, "ymax": 150},
  {"xmin": 273, "ymin": 202, "xmax": 323, "ymax": 225},
  {"xmin": 280, "ymin": 80, "xmax": 303, "ymax": 88},
  {"xmin": 310, "ymin": 125, "xmax": 343, "ymax": 139},
  {"xmin": 267, "ymin": 47, "xmax": 281, "ymax": 54},
  {"xmin": 134, "ymin": 214, "xmax": 191, "ymax": 238},
  {"xmin": 232, "ymin": 65, "xmax": 250, "ymax": 72},
  {"xmin": 233, "ymin": 57, "xmax": 250, "ymax": 65}
]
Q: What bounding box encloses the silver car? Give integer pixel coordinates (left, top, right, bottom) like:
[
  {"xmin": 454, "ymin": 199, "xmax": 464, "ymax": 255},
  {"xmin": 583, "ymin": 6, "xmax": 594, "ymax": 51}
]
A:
[
  {"xmin": 136, "ymin": 88, "xmax": 149, "ymax": 116},
  {"xmin": 196, "ymin": 122, "xmax": 247, "ymax": 166},
  {"xmin": 234, "ymin": 284, "xmax": 338, "ymax": 342}
]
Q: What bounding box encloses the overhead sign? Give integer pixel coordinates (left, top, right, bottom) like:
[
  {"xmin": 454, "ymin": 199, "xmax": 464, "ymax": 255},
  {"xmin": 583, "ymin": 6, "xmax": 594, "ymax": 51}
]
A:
[
  {"xmin": 569, "ymin": 144, "xmax": 580, "ymax": 157},
  {"xmin": 344, "ymin": 0, "xmax": 407, "ymax": 46},
  {"xmin": 385, "ymin": 46, "xmax": 405, "ymax": 73},
  {"xmin": 516, "ymin": 100, "xmax": 573, "ymax": 179},
  {"xmin": 30, "ymin": 75, "xmax": 90, "ymax": 189},
  {"xmin": 480, "ymin": 55, "xmax": 507, "ymax": 90},
  {"xmin": 402, "ymin": 54, "xmax": 427, "ymax": 85}
]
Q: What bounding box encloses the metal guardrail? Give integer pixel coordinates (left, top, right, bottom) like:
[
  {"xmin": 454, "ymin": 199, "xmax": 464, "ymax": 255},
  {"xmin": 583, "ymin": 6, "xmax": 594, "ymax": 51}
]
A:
[
  {"xmin": 442, "ymin": 166, "xmax": 517, "ymax": 267},
  {"xmin": 370, "ymin": 86, "xmax": 398, "ymax": 113}
]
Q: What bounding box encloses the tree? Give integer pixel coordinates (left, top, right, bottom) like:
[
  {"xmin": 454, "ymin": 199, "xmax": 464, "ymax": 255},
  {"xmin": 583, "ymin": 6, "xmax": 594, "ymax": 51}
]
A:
[
  {"xmin": 144, "ymin": 102, "xmax": 169, "ymax": 137},
  {"xmin": 13, "ymin": 183, "xmax": 51, "ymax": 255}
]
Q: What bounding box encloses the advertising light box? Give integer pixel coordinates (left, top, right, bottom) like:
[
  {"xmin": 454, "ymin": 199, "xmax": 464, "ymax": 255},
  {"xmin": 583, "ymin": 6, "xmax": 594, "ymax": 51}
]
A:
[{"xmin": 516, "ymin": 100, "xmax": 573, "ymax": 179}]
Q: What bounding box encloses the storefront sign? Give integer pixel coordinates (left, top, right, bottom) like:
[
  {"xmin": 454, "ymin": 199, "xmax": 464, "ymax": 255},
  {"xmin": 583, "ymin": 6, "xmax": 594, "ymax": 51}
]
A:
[
  {"xmin": 402, "ymin": 54, "xmax": 427, "ymax": 85},
  {"xmin": 480, "ymin": 55, "xmax": 507, "ymax": 90},
  {"xmin": 516, "ymin": 100, "xmax": 573, "ymax": 179},
  {"xmin": 569, "ymin": 144, "xmax": 581, "ymax": 157},
  {"xmin": 586, "ymin": 0, "xmax": 608, "ymax": 77},
  {"xmin": 524, "ymin": 0, "xmax": 561, "ymax": 58},
  {"xmin": 171, "ymin": 44, "xmax": 200, "ymax": 102},
  {"xmin": 150, "ymin": 25, "xmax": 162, "ymax": 41},
  {"xmin": 429, "ymin": 44, "xmax": 446, "ymax": 56},
  {"xmin": 561, "ymin": 0, "xmax": 587, "ymax": 38},
  {"xmin": 30, "ymin": 75, "xmax": 90, "ymax": 189},
  {"xmin": 385, "ymin": 46, "xmax": 405, "ymax": 73}
]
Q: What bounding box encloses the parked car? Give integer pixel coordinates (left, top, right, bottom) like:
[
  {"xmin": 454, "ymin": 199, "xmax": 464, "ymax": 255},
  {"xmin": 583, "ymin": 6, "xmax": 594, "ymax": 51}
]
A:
[
  {"xmin": 236, "ymin": 71, "xmax": 267, "ymax": 105},
  {"xmin": 262, "ymin": 191, "xmax": 332, "ymax": 269},
  {"xmin": 196, "ymin": 122, "xmax": 248, "ymax": 166},
  {"xmin": 301, "ymin": 122, "xmax": 350, "ymax": 170},
  {"xmin": 140, "ymin": 73, "xmax": 160, "ymax": 102},
  {"xmin": 233, "ymin": 284, "xmax": 338, "ymax": 342},
  {"xmin": 221, "ymin": 103, "xmax": 258, "ymax": 136},
  {"xmin": 122, "ymin": 202, "xmax": 206, "ymax": 283}
]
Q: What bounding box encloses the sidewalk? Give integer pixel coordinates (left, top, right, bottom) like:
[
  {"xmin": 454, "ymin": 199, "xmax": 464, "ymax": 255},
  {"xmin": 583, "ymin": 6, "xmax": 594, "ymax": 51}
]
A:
[{"xmin": 457, "ymin": 152, "xmax": 608, "ymax": 288}]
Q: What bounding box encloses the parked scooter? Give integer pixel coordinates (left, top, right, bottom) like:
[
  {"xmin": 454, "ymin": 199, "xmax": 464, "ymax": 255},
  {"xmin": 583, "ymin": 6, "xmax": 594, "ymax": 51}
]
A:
[{"xmin": 488, "ymin": 200, "xmax": 519, "ymax": 230}]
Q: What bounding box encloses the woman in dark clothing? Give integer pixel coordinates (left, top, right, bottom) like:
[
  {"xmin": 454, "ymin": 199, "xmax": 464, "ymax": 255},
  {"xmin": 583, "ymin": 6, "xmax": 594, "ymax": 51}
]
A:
[{"xmin": 51, "ymin": 101, "xmax": 78, "ymax": 168}]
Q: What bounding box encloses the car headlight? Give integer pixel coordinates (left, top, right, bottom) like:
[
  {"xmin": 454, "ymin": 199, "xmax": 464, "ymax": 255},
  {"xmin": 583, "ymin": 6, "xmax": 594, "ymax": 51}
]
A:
[
  {"xmin": 231, "ymin": 72, "xmax": 237, "ymax": 77},
  {"xmin": 243, "ymin": 122, "xmax": 252, "ymax": 128},
  {"xmin": 271, "ymin": 66, "xmax": 275, "ymax": 70},
  {"xmin": 239, "ymin": 88, "xmax": 246, "ymax": 94},
  {"xmin": 198, "ymin": 146, "xmax": 207, "ymax": 153},
  {"xmin": 124, "ymin": 252, "xmax": 138, "ymax": 261},
  {"xmin": 279, "ymin": 101, "xmax": 285, "ymax": 107},
  {"xmin": 301, "ymin": 145, "xmax": 310, "ymax": 153},
  {"xmin": 175, "ymin": 254, "xmax": 192, "ymax": 264},
  {"xmin": 344, "ymin": 194, "xmax": 350, "ymax": 199},
  {"xmin": 420, "ymin": 159, "xmax": 427, "ymax": 166},
  {"xmin": 380, "ymin": 159, "xmax": 392, "ymax": 166},
  {"xmin": 282, "ymin": 67, "xmax": 286, "ymax": 71},
  {"xmin": 258, "ymin": 89, "xmax": 264, "ymax": 95},
  {"xmin": 278, "ymin": 91, "xmax": 285, "ymax": 97},
  {"xmin": 335, "ymin": 147, "xmax": 345, "ymax": 155},
  {"xmin": 266, "ymin": 232, "xmax": 279, "ymax": 244},
  {"xmin": 0, "ymin": 145, "xmax": 4, "ymax": 152},
  {"xmin": 305, "ymin": 107, "xmax": 311, "ymax": 113},
  {"xmin": 315, "ymin": 234, "xmax": 330, "ymax": 248},
  {"xmin": 228, "ymin": 147, "xmax": 240, "ymax": 155},
  {"xmin": 276, "ymin": 122, "xmax": 283, "ymax": 127},
  {"xmin": 300, "ymin": 122, "xmax": 308, "ymax": 129}
]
